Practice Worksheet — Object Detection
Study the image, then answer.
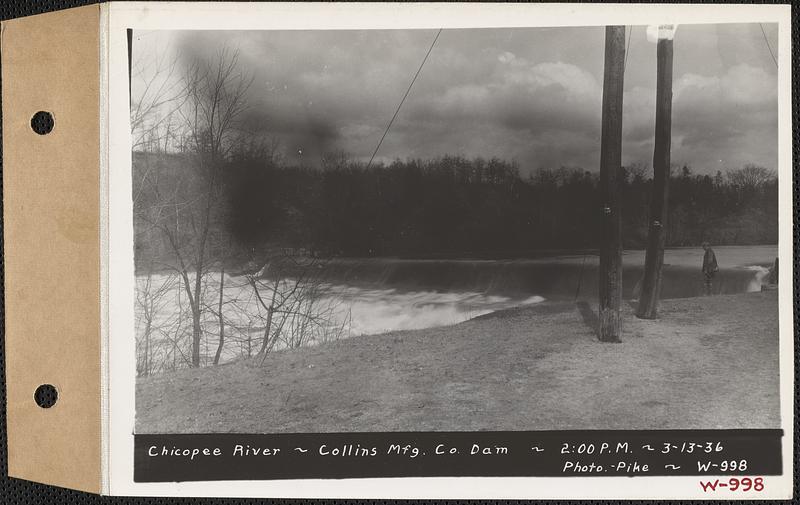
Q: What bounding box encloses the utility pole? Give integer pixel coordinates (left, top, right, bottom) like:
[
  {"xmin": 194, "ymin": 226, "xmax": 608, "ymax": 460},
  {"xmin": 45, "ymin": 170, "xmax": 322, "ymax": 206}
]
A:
[
  {"xmin": 127, "ymin": 29, "xmax": 133, "ymax": 106},
  {"xmin": 598, "ymin": 25, "xmax": 626, "ymax": 343},
  {"xmin": 637, "ymin": 26, "xmax": 675, "ymax": 319}
]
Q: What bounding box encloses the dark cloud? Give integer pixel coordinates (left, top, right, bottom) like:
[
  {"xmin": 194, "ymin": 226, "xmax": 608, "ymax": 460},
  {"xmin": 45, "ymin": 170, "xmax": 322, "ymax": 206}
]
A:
[{"xmin": 136, "ymin": 23, "xmax": 779, "ymax": 174}]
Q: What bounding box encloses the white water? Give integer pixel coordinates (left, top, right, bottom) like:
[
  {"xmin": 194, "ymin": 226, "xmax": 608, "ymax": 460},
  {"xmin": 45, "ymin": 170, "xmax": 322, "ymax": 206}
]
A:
[
  {"xmin": 745, "ymin": 265, "xmax": 770, "ymax": 292},
  {"xmin": 135, "ymin": 245, "xmax": 775, "ymax": 372},
  {"xmin": 335, "ymin": 286, "xmax": 544, "ymax": 335},
  {"xmin": 134, "ymin": 272, "xmax": 545, "ymax": 370}
]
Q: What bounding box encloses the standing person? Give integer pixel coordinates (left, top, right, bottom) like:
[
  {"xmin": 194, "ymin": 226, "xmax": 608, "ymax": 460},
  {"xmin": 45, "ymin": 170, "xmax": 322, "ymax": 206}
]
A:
[{"xmin": 701, "ymin": 241, "xmax": 718, "ymax": 295}]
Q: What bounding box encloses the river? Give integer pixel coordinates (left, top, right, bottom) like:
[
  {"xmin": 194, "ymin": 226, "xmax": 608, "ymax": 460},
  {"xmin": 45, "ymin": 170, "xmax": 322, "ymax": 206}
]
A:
[{"xmin": 135, "ymin": 245, "xmax": 777, "ymax": 369}]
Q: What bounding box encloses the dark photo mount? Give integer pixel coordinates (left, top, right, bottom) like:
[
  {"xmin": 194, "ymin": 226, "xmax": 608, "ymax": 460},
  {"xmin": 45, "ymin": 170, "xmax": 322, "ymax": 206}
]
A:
[{"xmin": 0, "ymin": 1, "xmax": 794, "ymax": 501}]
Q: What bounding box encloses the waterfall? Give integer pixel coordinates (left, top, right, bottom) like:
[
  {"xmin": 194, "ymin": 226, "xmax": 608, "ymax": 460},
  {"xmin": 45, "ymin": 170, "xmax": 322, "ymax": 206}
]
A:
[{"xmin": 745, "ymin": 265, "xmax": 770, "ymax": 292}]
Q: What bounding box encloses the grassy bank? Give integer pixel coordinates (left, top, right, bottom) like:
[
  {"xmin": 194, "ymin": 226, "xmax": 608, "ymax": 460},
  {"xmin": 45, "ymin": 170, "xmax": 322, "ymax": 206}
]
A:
[{"xmin": 136, "ymin": 291, "xmax": 779, "ymax": 433}]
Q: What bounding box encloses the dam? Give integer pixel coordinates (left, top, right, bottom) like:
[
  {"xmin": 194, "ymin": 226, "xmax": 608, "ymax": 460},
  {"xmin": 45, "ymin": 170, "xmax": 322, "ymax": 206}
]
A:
[
  {"xmin": 308, "ymin": 245, "xmax": 776, "ymax": 302},
  {"xmin": 136, "ymin": 245, "xmax": 777, "ymax": 367}
]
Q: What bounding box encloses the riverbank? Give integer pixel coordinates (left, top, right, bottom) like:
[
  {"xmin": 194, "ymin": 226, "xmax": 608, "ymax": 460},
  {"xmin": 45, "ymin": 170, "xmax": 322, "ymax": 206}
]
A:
[{"xmin": 136, "ymin": 291, "xmax": 780, "ymax": 433}]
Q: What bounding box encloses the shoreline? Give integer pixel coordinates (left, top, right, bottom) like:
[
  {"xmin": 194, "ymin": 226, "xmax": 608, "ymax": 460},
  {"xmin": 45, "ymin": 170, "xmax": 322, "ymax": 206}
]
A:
[
  {"xmin": 136, "ymin": 244, "xmax": 778, "ymax": 275},
  {"xmin": 136, "ymin": 291, "xmax": 779, "ymax": 434}
]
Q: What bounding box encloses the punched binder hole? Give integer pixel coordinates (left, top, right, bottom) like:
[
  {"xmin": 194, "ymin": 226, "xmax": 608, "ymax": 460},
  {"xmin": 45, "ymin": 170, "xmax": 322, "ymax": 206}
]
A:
[
  {"xmin": 30, "ymin": 111, "xmax": 54, "ymax": 135},
  {"xmin": 34, "ymin": 384, "xmax": 58, "ymax": 408}
]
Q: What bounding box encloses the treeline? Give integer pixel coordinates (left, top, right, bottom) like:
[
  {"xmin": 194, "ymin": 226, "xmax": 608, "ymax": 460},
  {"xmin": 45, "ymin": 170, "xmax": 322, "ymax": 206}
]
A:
[{"xmin": 134, "ymin": 152, "xmax": 777, "ymax": 265}]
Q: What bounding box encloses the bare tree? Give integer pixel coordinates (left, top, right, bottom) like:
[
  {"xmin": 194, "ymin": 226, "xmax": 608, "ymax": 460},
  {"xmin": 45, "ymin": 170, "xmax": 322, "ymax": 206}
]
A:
[
  {"xmin": 625, "ymin": 162, "xmax": 649, "ymax": 183},
  {"xmin": 135, "ymin": 268, "xmax": 182, "ymax": 377},
  {"xmin": 203, "ymin": 257, "xmax": 239, "ymax": 366},
  {"xmin": 245, "ymin": 252, "xmax": 349, "ymax": 364},
  {"xmin": 130, "ymin": 48, "xmax": 189, "ymax": 153},
  {"xmin": 134, "ymin": 46, "xmax": 254, "ymax": 368},
  {"xmin": 133, "ymin": 46, "xmax": 349, "ymax": 374},
  {"xmin": 213, "ymin": 265, "xmax": 227, "ymax": 365},
  {"xmin": 727, "ymin": 164, "xmax": 775, "ymax": 190}
]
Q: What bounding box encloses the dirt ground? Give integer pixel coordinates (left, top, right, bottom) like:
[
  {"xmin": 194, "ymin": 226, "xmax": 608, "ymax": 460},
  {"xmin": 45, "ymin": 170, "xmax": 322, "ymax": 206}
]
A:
[{"xmin": 136, "ymin": 291, "xmax": 780, "ymax": 433}]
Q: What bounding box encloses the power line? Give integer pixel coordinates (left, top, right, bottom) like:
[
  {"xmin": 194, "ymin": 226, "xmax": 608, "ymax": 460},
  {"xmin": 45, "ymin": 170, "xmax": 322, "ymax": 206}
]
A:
[
  {"xmin": 366, "ymin": 28, "xmax": 442, "ymax": 169},
  {"xmin": 759, "ymin": 23, "xmax": 778, "ymax": 69},
  {"xmin": 623, "ymin": 25, "xmax": 633, "ymax": 74}
]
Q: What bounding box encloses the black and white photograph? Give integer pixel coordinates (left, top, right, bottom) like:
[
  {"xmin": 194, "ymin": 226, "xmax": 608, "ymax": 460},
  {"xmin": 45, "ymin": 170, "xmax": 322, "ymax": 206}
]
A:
[{"xmin": 129, "ymin": 21, "xmax": 781, "ymax": 438}]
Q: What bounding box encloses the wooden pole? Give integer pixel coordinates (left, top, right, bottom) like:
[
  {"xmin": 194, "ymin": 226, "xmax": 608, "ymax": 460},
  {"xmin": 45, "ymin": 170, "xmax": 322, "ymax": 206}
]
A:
[
  {"xmin": 127, "ymin": 29, "xmax": 133, "ymax": 106},
  {"xmin": 636, "ymin": 32, "xmax": 674, "ymax": 319},
  {"xmin": 598, "ymin": 26, "xmax": 626, "ymax": 343}
]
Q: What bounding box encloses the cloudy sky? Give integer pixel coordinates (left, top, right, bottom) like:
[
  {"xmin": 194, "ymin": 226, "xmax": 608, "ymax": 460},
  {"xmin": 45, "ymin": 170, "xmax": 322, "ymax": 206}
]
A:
[{"xmin": 133, "ymin": 23, "xmax": 778, "ymax": 175}]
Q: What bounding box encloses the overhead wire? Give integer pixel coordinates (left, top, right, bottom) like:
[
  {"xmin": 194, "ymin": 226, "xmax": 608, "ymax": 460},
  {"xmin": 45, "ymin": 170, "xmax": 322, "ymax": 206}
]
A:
[
  {"xmin": 366, "ymin": 28, "xmax": 443, "ymax": 170},
  {"xmin": 623, "ymin": 25, "xmax": 633, "ymax": 74},
  {"xmin": 758, "ymin": 23, "xmax": 778, "ymax": 69}
]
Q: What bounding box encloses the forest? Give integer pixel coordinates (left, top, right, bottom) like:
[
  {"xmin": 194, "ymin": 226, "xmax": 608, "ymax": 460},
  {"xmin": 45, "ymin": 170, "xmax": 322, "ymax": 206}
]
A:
[{"xmin": 134, "ymin": 150, "xmax": 778, "ymax": 268}]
